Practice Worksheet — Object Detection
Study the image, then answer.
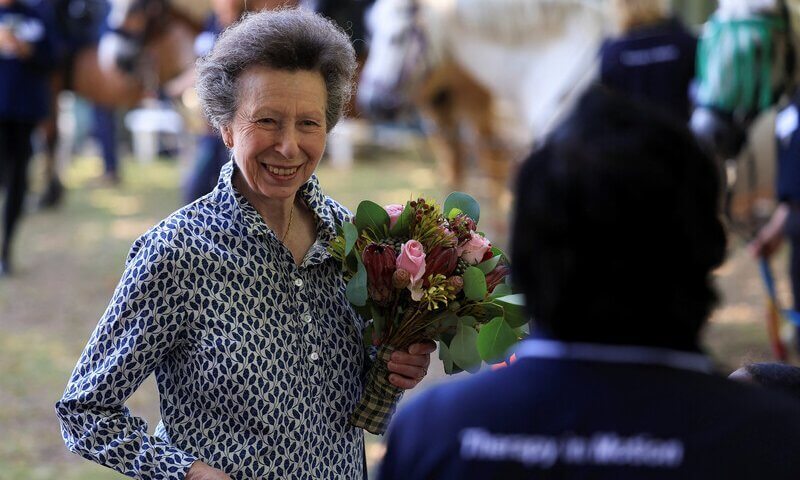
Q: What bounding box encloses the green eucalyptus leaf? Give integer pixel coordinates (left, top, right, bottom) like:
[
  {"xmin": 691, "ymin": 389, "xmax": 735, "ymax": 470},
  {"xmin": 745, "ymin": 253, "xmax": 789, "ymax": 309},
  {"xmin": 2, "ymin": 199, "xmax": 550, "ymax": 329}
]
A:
[
  {"xmin": 444, "ymin": 192, "xmax": 480, "ymax": 223},
  {"xmin": 438, "ymin": 340, "xmax": 455, "ymax": 374},
  {"xmin": 437, "ymin": 310, "xmax": 460, "ymax": 331},
  {"xmin": 463, "ymin": 266, "xmax": 487, "ymax": 301},
  {"xmin": 476, "ymin": 255, "xmax": 501, "ymax": 275},
  {"xmin": 491, "ymin": 246, "xmax": 509, "ymax": 262},
  {"xmin": 440, "ymin": 331, "xmax": 455, "ymax": 347},
  {"xmin": 473, "ymin": 303, "xmax": 504, "ymax": 323},
  {"xmin": 343, "ymin": 222, "xmax": 358, "ymax": 257},
  {"xmin": 355, "ymin": 200, "xmax": 390, "ymax": 235},
  {"xmin": 388, "ymin": 201, "xmax": 414, "ymax": 236},
  {"xmin": 345, "ymin": 257, "xmax": 368, "ymax": 306},
  {"xmin": 459, "ymin": 315, "xmax": 477, "ymax": 328},
  {"xmin": 494, "ymin": 293, "xmax": 528, "ymax": 328},
  {"xmin": 490, "ymin": 283, "xmax": 513, "ymax": 299},
  {"xmin": 477, "ymin": 317, "xmax": 518, "ymax": 363},
  {"xmin": 450, "ymin": 322, "xmax": 481, "ymax": 372}
]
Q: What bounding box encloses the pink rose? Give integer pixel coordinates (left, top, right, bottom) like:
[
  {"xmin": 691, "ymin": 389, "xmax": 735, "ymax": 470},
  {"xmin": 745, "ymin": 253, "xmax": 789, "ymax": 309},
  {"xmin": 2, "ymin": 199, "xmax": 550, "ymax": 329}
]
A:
[
  {"xmin": 384, "ymin": 204, "xmax": 405, "ymax": 229},
  {"xmin": 457, "ymin": 232, "xmax": 492, "ymax": 265},
  {"xmin": 396, "ymin": 240, "xmax": 426, "ymax": 300}
]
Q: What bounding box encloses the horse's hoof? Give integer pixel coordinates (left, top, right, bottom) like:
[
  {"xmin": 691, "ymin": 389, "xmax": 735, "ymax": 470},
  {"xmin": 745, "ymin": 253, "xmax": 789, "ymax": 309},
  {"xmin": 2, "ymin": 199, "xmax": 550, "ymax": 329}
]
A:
[{"xmin": 39, "ymin": 178, "xmax": 65, "ymax": 209}]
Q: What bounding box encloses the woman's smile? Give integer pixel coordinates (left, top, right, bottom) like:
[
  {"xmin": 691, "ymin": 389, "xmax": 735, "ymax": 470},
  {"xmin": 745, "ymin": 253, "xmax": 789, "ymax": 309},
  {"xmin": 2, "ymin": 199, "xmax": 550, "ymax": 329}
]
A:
[{"xmin": 263, "ymin": 163, "xmax": 301, "ymax": 178}]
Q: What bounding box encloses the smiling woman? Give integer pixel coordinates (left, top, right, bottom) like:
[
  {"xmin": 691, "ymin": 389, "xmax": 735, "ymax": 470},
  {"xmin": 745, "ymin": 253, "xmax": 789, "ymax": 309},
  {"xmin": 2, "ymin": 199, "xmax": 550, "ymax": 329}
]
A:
[
  {"xmin": 55, "ymin": 8, "xmax": 436, "ymax": 480},
  {"xmin": 220, "ymin": 67, "xmax": 328, "ymax": 261}
]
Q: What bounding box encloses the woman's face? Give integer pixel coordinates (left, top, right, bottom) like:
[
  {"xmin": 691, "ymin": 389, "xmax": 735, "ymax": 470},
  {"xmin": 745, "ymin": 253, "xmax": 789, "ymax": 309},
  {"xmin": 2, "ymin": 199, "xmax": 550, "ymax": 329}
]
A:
[{"xmin": 221, "ymin": 66, "xmax": 328, "ymax": 204}]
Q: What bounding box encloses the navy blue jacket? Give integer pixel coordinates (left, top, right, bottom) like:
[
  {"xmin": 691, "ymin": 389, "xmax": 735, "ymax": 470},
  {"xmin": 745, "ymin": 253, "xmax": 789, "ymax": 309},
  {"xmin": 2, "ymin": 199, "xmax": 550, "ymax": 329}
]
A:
[
  {"xmin": 0, "ymin": 1, "xmax": 53, "ymax": 122},
  {"xmin": 776, "ymin": 98, "xmax": 800, "ymax": 203},
  {"xmin": 600, "ymin": 18, "xmax": 696, "ymax": 121},
  {"xmin": 380, "ymin": 341, "xmax": 800, "ymax": 479}
]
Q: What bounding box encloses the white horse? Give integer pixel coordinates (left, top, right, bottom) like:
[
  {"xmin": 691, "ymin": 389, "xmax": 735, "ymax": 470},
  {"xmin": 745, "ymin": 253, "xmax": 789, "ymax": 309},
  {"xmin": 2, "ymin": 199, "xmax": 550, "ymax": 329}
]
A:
[{"xmin": 357, "ymin": 0, "xmax": 608, "ymax": 198}]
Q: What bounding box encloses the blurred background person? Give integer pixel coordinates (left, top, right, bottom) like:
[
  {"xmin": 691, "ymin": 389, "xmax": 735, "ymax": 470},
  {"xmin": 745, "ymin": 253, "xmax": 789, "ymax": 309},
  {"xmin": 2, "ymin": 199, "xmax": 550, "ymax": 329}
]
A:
[
  {"xmin": 749, "ymin": 89, "xmax": 800, "ymax": 351},
  {"xmin": 379, "ymin": 86, "xmax": 800, "ymax": 479},
  {"xmin": 600, "ymin": 0, "xmax": 696, "ymax": 121},
  {"xmin": 0, "ymin": 0, "xmax": 53, "ymax": 275}
]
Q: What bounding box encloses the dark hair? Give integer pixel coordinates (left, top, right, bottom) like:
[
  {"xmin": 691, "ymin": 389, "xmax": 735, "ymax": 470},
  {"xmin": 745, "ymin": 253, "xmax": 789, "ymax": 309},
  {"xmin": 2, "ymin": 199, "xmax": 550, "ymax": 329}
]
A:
[
  {"xmin": 195, "ymin": 8, "xmax": 357, "ymax": 132},
  {"xmin": 511, "ymin": 85, "xmax": 726, "ymax": 350},
  {"xmin": 744, "ymin": 363, "xmax": 800, "ymax": 400}
]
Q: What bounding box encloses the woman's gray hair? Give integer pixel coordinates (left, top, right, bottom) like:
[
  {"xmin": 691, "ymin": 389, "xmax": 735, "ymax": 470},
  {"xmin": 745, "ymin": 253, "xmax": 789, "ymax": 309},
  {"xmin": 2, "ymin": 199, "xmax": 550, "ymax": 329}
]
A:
[{"xmin": 195, "ymin": 8, "xmax": 357, "ymax": 132}]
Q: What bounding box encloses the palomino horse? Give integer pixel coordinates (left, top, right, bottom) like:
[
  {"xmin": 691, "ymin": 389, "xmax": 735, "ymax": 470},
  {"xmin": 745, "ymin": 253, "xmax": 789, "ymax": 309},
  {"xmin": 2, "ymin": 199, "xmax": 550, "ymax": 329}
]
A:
[
  {"xmin": 39, "ymin": 0, "xmax": 200, "ymax": 206},
  {"xmin": 357, "ymin": 0, "xmax": 607, "ymax": 201}
]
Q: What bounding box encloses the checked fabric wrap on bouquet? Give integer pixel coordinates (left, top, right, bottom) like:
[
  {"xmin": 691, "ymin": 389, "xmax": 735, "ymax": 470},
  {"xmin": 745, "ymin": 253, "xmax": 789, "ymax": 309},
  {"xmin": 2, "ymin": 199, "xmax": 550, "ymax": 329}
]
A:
[{"xmin": 329, "ymin": 193, "xmax": 527, "ymax": 434}]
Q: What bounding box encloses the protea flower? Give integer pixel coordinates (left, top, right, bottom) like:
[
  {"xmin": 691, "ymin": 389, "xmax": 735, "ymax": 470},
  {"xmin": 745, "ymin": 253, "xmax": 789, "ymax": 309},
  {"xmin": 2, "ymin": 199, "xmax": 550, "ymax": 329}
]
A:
[
  {"xmin": 363, "ymin": 243, "xmax": 397, "ymax": 305},
  {"xmin": 485, "ymin": 264, "xmax": 511, "ymax": 293},
  {"xmin": 425, "ymin": 245, "xmax": 459, "ymax": 281}
]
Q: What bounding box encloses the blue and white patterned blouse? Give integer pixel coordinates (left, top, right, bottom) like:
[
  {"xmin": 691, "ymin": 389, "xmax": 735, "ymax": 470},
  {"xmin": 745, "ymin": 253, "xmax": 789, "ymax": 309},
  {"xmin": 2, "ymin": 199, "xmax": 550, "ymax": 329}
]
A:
[{"xmin": 56, "ymin": 161, "xmax": 369, "ymax": 479}]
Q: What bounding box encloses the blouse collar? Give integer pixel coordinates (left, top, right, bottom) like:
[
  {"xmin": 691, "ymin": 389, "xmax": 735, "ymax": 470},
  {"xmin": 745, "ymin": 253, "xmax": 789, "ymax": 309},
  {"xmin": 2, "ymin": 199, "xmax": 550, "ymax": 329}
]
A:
[{"xmin": 211, "ymin": 160, "xmax": 338, "ymax": 246}]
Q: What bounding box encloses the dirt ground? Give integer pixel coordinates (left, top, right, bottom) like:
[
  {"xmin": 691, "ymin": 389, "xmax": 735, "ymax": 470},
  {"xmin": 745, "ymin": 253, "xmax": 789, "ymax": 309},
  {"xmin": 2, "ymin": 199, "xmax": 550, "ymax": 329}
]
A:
[{"xmin": 0, "ymin": 142, "xmax": 794, "ymax": 479}]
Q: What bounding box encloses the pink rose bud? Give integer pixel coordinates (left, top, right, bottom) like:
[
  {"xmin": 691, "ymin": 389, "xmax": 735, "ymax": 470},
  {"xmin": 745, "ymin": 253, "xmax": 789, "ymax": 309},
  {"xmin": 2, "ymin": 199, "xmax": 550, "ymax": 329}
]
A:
[
  {"xmin": 393, "ymin": 268, "xmax": 411, "ymax": 289},
  {"xmin": 396, "ymin": 240, "xmax": 426, "ymax": 300},
  {"xmin": 363, "ymin": 243, "xmax": 397, "ymax": 306},
  {"xmin": 457, "ymin": 232, "xmax": 492, "ymax": 265},
  {"xmin": 384, "ymin": 204, "xmax": 405, "ymax": 229},
  {"xmin": 447, "ymin": 275, "xmax": 464, "ymax": 294}
]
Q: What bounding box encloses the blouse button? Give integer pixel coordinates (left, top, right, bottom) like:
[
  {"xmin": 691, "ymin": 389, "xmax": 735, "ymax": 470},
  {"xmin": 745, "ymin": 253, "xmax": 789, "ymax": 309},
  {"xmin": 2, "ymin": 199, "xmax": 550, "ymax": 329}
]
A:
[
  {"xmin": 310, "ymin": 351, "xmax": 320, "ymax": 361},
  {"xmin": 294, "ymin": 278, "xmax": 304, "ymax": 288},
  {"xmin": 303, "ymin": 314, "xmax": 312, "ymax": 323}
]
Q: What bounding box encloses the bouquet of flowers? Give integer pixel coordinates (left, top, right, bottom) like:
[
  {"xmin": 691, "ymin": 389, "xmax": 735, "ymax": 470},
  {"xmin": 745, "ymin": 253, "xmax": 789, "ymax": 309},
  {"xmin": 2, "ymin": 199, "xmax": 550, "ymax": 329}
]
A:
[{"xmin": 329, "ymin": 192, "xmax": 526, "ymax": 434}]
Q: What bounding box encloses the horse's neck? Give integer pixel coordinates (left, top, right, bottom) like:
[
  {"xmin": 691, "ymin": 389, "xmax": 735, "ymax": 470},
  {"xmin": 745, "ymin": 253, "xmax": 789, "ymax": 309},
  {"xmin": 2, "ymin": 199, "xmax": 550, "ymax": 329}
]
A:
[
  {"xmin": 428, "ymin": 0, "xmax": 607, "ymax": 141},
  {"xmin": 70, "ymin": 10, "xmax": 197, "ymax": 107},
  {"xmin": 148, "ymin": 10, "xmax": 199, "ymax": 85},
  {"xmin": 71, "ymin": 46, "xmax": 145, "ymax": 107}
]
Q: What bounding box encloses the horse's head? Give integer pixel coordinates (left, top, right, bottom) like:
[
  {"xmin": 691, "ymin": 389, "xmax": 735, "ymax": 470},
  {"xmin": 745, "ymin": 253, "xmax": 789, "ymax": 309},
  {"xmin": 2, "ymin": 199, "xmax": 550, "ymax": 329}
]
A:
[
  {"xmin": 357, "ymin": 0, "xmax": 434, "ymax": 119},
  {"xmin": 98, "ymin": 0, "xmax": 169, "ymax": 74}
]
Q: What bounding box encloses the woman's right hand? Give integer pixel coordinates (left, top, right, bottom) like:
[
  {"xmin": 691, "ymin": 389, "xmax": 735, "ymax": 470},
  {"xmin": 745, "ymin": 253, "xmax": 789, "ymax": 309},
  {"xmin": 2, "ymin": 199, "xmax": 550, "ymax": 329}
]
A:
[{"xmin": 185, "ymin": 461, "xmax": 232, "ymax": 480}]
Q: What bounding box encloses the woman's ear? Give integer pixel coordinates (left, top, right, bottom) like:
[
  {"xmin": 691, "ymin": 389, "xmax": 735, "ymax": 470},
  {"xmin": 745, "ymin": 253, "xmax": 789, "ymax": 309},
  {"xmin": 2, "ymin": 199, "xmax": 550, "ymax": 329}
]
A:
[{"xmin": 220, "ymin": 125, "xmax": 233, "ymax": 148}]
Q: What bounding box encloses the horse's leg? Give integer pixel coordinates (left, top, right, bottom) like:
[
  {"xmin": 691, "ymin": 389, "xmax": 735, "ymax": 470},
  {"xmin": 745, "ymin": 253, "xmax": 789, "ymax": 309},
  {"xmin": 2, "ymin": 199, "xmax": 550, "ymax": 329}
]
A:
[
  {"xmin": 421, "ymin": 88, "xmax": 465, "ymax": 191},
  {"xmin": 458, "ymin": 79, "xmax": 510, "ymax": 206}
]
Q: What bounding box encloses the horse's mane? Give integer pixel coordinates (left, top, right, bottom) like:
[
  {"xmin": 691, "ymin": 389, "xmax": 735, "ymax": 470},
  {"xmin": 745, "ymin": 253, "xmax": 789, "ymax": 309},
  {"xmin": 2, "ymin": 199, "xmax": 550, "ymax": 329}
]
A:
[{"xmin": 451, "ymin": 0, "xmax": 604, "ymax": 45}]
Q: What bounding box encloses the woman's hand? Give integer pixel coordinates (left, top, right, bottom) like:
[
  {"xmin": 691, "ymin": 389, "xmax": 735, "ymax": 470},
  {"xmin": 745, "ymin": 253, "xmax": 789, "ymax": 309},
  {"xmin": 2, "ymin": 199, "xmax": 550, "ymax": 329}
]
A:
[
  {"xmin": 387, "ymin": 341, "xmax": 437, "ymax": 390},
  {"xmin": 185, "ymin": 461, "xmax": 232, "ymax": 480},
  {"xmin": 749, "ymin": 203, "xmax": 790, "ymax": 259}
]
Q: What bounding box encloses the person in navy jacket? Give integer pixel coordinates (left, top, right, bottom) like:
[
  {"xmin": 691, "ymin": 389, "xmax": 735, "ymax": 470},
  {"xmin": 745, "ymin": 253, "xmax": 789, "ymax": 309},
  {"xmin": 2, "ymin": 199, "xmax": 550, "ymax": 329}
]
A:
[
  {"xmin": 0, "ymin": 0, "xmax": 52, "ymax": 275},
  {"xmin": 750, "ymin": 91, "xmax": 800, "ymax": 351},
  {"xmin": 599, "ymin": 0, "xmax": 696, "ymax": 121},
  {"xmin": 379, "ymin": 86, "xmax": 800, "ymax": 479}
]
